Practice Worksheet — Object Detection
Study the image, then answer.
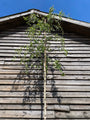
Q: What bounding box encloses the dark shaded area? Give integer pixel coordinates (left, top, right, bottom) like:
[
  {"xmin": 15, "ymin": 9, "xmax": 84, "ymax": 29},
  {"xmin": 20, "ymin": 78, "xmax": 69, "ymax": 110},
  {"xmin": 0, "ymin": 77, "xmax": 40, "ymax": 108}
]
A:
[
  {"xmin": 11, "ymin": 58, "xmax": 44, "ymax": 119},
  {"xmin": 61, "ymin": 21, "xmax": 90, "ymax": 38},
  {"xmin": 11, "ymin": 55, "xmax": 62, "ymax": 119},
  {"xmin": 49, "ymin": 67, "xmax": 61, "ymax": 104}
]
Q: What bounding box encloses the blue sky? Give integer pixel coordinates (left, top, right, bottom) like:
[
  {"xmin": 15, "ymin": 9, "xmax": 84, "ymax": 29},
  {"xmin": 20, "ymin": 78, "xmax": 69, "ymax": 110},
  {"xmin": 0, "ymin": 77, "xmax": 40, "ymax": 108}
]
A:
[{"xmin": 0, "ymin": 0, "xmax": 90, "ymax": 23}]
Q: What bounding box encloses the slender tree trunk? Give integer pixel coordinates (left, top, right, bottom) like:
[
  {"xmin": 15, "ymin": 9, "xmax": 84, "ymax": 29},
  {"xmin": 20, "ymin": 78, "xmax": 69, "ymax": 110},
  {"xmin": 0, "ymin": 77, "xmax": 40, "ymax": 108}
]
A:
[
  {"xmin": 43, "ymin": 18, "xmax": 47, "ymax": 120},
  {"xmin": 43, "ymin": 39, "xmax": 47, "ymax": 120}
]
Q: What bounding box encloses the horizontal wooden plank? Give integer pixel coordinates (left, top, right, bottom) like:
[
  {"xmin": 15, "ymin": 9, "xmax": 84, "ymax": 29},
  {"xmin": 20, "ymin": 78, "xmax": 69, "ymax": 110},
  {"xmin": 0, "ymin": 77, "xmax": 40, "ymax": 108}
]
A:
[
  {"xmin": 0, "ymin": 42, "xmax": 90, "ymax": 47},
  {"xmin": 1, "ymin": 39, "xmax": 90, "ymax": 45},
  {"xmin": 1, "ymin": 61, "xmax": 90, "ymax": 66},
  {"xmin": 0, "ymin": 36, "xmax": 89, "ymax": 41},
  {"xmin": 0, "ymin": 118, "xmax": 88, "ymax": 120},
  {"xmin": 0, "ymin": 80, "xmax": 43, "ymax": 85},
  {"xmin": 1, "ymin": 50, "xmax": 90, "ymax": 54},
  {"xmin": 55, "ymin": 111, "xmax": 90, "ymax": 118},
  {"xmin": 47, "ymin": 75, "xmax": 90, "ymax": 80},
  {"xmin": 60, "ymin": 98, "xmax": 90, "ymax": 104},
  {"xmin": 0, "ymin": 70, "xmax": 42, "ymax": 74},
  {"xmin": 49, "ymin": 54, "xmax": 90, "ymax": 58},
  {"xmin": 47, "ymin": 86, "xmax": 90, "ymax": 92},
  {"xmin": 47, "ymin": 80, "xmax": 90, "ymax": 86},
  {"xmin": 0, "ymin": 31, "xmax": 76, "ymax": 35},
  {"xmin": 47, "ymin": 92, "xmax": 90, "ymax": 98},
  {"xmin": 49, "ymin": 62, "xmax": 90, "ymax": 66},
  {"xmin": 52, "ymin": 57, "xmax": 90, "ymax": 62},
  {"xmin": 1, "ymin": 65, "xmax": 90, "ymax": 70},
  {"xmin": 0, "ymin": 110, "xmax": 54, "ymax": 118},
  {"xmin": 0, "ymin": 29, "xmax": 85, "ymax": 34},
  {"xmin": 1, "ymin": 50, "xmax": 90, "ymax": 56},
  {"xmin": 0, "ymin": 45, "xmax": 90, "ymax": 49},
  {"xmin": 0, "ymin": 104, "xmax": 88, "ymax": 115},
  {"xmin": 1, "ymin": 70, "xmax": 90, "ymax": 75},
  {"xmin": 0, "ymin": 74, "xmax": 43, "ymax": 80},
  {"xmin": 50, "ymin": 66, "xmax": 90, "ymax": 71},
  {"xmin": 49, "ymin": 40, "xmax": 90, "ymax": 43},
  {"xmin": 48, "ymin": 70, "xmax": 90, "ymax": 75},
  {"xmin": 0, "ymin": 40, "xmax": 89, "ymax": 47},
  {"xmin": 0, "ymin": 34, "xmax": 86, "ymax": 38},
  {"xmin": 2, "ymin": 61, "xmax": 90, "ymax": 66},
  {"xmin": 0, "ymin": 61, "xmax": 4, "ymax": 65},
  {"xmin": 1, "ymin": 57, "xmax": 90, "ymax": 62},
  {"xmin": 0, "ymin": 44, "xmax": 90, "ymax": 50},
  {"xmin": 0, "ymin": 74, "xmax": 90, "ymax": 80},
  {"xmin": 0, "ymin": 104, "xmax": 69, "ymax": 111},
  {"xmin": 0, "ymin": 85, "xmax": 90, "ymax": 92},
  {"xmin": 53, "ymin": 119, "xmax": 90, "ymax": 120},
  {"xmin": 0, "ymin": 79, "xmax": 90, "ymax": 86},
  {"xmin": 0, "ymin": 67, "xmax": 89, "ymax": 72},
  {"xmin": 0, "ymin": 104, "xmax": 42, "ymax": 110},
  {"xmin": 1, "ymin": 47, "xmax": 90, "ymax": 51},
  {"xmin": 0, "ymin": 33, "xmax": 89, "ymax": 38},
  {"xmin": 1, "ymin": 53, "xmax": 90, "ymax": 58},
  {"xmin": 0, "ymin": 91, "xmax": 90, "ymax": 98},
  {"xmin": 70, "ymin": 105, "xmax": 90, "ymax": 110},
  {"xmin": 0, "ymin": 32, "xmax": 82, "ymax": 36},
  {"xmin": 0, "ymin": 65, "xmax": 42, "ymax": 70},
  {"xmin": 0, "ymin": 98, "xmax": 89, "ymax": 104}
]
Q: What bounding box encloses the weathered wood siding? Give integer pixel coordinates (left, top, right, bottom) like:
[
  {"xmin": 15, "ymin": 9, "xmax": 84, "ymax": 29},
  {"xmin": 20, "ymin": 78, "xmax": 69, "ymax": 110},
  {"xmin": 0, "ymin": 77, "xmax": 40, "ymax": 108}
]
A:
[{"xmin": 0, "ymin": 26, "xmax": 90, "ymax": 119}]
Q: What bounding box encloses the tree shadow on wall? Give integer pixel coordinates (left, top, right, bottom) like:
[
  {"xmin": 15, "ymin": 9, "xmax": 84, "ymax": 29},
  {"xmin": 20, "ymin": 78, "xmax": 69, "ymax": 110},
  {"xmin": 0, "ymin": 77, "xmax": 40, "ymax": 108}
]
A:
[{"xmin": 11, "ymin": 58, "xmax": 63, "ymax": 119}]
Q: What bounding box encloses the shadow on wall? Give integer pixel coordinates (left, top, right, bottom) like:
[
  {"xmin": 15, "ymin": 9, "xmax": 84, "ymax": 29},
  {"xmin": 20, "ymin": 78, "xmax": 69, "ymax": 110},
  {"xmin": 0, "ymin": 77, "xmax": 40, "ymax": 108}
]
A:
[{"xmin": 11, "ymin": 58, "xmax": 62, "ymax": 119}]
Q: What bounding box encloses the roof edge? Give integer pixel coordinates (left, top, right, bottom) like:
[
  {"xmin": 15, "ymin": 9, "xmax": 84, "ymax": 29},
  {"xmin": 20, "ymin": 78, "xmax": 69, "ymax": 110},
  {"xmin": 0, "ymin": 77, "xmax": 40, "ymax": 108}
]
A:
[
  {"xmin": 0, "ymin": 9, "xmax": 90, "ymax": 28},
  {"xmin": 0, "ymin": 9, "xmax": 90, "ymax": 37}
]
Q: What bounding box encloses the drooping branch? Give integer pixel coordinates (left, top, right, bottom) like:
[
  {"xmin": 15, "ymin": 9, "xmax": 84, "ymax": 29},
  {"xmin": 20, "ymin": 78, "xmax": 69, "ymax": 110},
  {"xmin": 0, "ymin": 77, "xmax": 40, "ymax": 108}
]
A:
[{"xmin": 14, "ymin": 6, "xmax": 68, "ymax": 120}]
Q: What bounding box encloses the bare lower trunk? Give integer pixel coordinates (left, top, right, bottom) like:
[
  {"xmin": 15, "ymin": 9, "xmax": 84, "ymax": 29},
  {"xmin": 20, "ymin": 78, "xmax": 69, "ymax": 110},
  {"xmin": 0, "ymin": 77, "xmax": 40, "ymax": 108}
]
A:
[{"xmin": 44, "ymin": 45, "xmax": 47, "ymax": 120}]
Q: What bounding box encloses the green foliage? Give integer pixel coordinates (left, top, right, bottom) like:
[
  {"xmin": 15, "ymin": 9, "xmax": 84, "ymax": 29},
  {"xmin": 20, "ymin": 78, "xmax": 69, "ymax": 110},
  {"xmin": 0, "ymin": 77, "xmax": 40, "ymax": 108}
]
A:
[
  {"xmin": 15, "ymin": 6, "xmax": 68, "ymax": 74},
  {"xmin": 54, "ymin": 60, "xmax": 64, "ymax": 76}
]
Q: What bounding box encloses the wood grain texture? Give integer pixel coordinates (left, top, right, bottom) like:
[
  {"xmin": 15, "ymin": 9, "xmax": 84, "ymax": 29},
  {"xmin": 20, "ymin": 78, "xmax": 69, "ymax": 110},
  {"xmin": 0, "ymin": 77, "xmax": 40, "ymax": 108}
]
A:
[
  {"xmin": 55, "ymin": 111, "xmax": 90, "ymax": 118},
  {"xmin": 0, "ymin": 110, "xmax": 54, "ymax": 118},
  {"xmin": 0, "ymin": 26, "xmax": 90, "ymax": 119}
]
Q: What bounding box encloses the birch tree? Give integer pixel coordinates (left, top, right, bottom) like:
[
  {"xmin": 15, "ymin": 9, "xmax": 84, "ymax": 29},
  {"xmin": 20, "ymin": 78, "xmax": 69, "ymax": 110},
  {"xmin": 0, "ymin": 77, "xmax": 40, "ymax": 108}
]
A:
[{"xmin": 15, "ymin": 7, "xmax": 67, "ymax": 120}]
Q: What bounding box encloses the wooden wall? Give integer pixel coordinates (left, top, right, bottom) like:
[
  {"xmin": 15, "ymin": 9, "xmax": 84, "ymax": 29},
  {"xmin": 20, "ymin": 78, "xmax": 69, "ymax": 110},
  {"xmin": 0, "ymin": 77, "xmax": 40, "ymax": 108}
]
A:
[{"xmin": 0, "ymin": 26, "xmax": 90, "ymax": 119}]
